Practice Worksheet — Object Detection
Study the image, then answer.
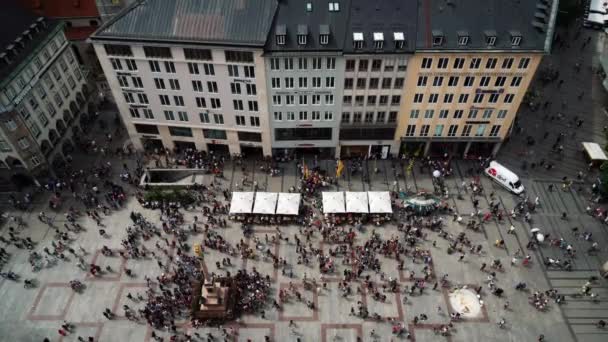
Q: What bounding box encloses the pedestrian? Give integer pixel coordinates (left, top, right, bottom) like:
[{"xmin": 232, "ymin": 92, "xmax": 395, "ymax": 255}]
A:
[
  {"xmin": 458, "ymin": 254, "xmax": 465, "ymax": 262},
  {"xmin": 480, "ymin": 263, "xmax": 486, "ymax": 271},
  {"xmin": 508, "ymin": 225, "xmax": 516, "ymax": 234}
]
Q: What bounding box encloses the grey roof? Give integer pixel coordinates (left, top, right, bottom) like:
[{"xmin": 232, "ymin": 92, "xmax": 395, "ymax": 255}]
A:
[
  {"xmin": 343, "ymin": 0, "xmax": 417, "ymax": 54},
  {"xmin": 417, "ymin": 0, "xmax": 558, "ymax": 52},
  {"xmin": 92, "ymin": 0, "xmax": 278, "ymax": 46},
  {"xmin": 265, "ymin": 0, "xmax": 352, "ymax": 52}
]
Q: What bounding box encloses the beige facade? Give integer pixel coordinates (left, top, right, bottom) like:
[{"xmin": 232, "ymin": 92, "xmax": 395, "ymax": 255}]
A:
[{"xmin": 395, "ymin": 52, "xmax": 542, "ymax": 157}]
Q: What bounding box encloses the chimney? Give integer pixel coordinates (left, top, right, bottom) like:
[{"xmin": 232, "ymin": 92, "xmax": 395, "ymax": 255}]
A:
[
  {"xmin": 30, "ymin": 23, "xmax": 39, "ymax": 33},
  {"xmin": 22, "ymin": 30, "xmax": 32, "ymax": 41},
  {"xmin": 14, "ymin": 37, "xmax": 25, "ymax": 49},
  {"xmin": 0, "ymin": 52, "xmax": 10, "ymax": 65}
]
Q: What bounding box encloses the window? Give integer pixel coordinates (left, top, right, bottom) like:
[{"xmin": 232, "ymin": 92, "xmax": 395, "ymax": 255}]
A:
[
  {"xmin": 486, "ymin": 58, "xmax": 497, "ymax": 69},
  {"xmin": 37, "ymin": 111, "xmax": 49, "ymax": 126},
  {"xmin": 511, "ymin": 76, "xmax": 523, "ymax": 87},
  {"xmin": 353, "ymin": 112, "xmax": 362, "ymax": 123},
  {"xmin": 299, "ymin": 77, "xmax": 308, "ymax": 88},
  {"xmin": 17, "ymin": 137, "xmax": 30, "ymax": 149},
  {"xmin": 285, "ymin": 77, "xmax": 294, "ymax": 88},
  {"xmin": 244, "ymin": 66, "xmax": 255, "ymax": 78},
  {"xmin": 462, "ymin": 124, "xmax": 472, "ymax": 137},
  {"xmin": 406, "ymin": 125, "xmax": 416, "ymax": 136},
  {"xmin": 125, "ymin": 59, "xmax": 137, "ymax": 71},
  {"xmin": 329, "ymin": 2, "xmax": 340, "ymax": 11},
  {"xmin": 453, "ymin": 110, "xmax": 463, "ymax": 119},
  {"xmin": 299, "ymin": 111, "xmax": 308, "ymax": 121},
  {"xmin": 168, "ymin": 126, "xmax": 193, "ymax": 137},
  {"xmin": 356, "ymin": 60, "xmax": 368, "ymax": 72},
  {"xmin": 382, "ymin": 78, "xmax": 392, "ymax": 89},
  {"xmin": 343, "ymin": 96, "xmax": 352, "ymax": 105},
  {"xmin": 468, "ymin": 109, "xmax": 478, "ymax": 119},
  {"xmin": 443, "ymin": 94, "xmax": 453, "ymax": 103},
  {"xmin": 0, "ymin": 139, "xmax": 11, "ymax": 152},
  {"xmin": 438, "ymin": 58, "xmax": 448, "ymax": 69},
  {"xmin": 486, "ymin": 35, "xmax": 496, "ymax": 46},
  {"xmin": 214, "ymin": 114, "xmax": 224, "ymax": 125},
  {"xmin": 378, "ymin": 96, "xmax": 388, "ymax": 105},
  {"xmin": 470, "ymin": 58, "xmax": 481, "ymax": 69},
  {"xmin": 312, "ymin": 77, "xmax": 321, "ymax": 88},
  {"xmin": 344, "ymin": 78, "xmax": 353, "ymax": 89},
  {"xmin": 504, "ymin": 93, "xmax": 515, "ymax": 103},
  {"xmin": 196, "ymin": 97, "xmax": 207, "ymax": 108},
  {"xmin": 203, "ymin": 63, "xmax": 215, "ymax": 75},
  {"xmin": 434, "ymin": 124, "xmax": 444, "ymax": 136},
  {"xmin": 184, "ymin": 48, "xmax": 212, "ymax": 61},
  {"xmin": 276, "ymin": 127, "xmax": 332, "ymax": 141},
  {"xmin": 238, "ymin": 132, "xmax": 262, "ymax": 142},
  {"xmin": 233, "ymin": 100, "xmax": 244, "ymax": 111},
  {"xmin": 346, "ymin": 60, "xmax": 355, "ymax": 71},
  {"xmin": 134, "ymin": 124, "xmax": 159, "ymax": 134},
  {"xmin": 284, "ymin": 58, "xmax": 294, "ymax": 70},
  {"xmin": 458, "ymin": 35, "xmax": 469, "ymax": 46},
  {"xmin": 376, "ymin": 111, "xmax": 386, "ymax": 123},
  {"xmin": 364, "ymin": 112, "xmax": 374, "ymax": 123},
  {"xmin": 438, "ymin": 109, "xmax": 449, "ymax": 119},
  {"xmin": 225, "ymin": 51, "xmax": 254, "ymax": 63},
  {"xmin": 164, "ymin": 61, "xmax": 176, "ymax": 73},
  {"xmin": 193, "ymin": 80, "xmax": 204, "ymax": 92},
  {"xmin": 298, "ymin": 34, "xmax": 307, "ymax": 45},
  {"xmin": 248, "ymin": 100, "xmax": 258, "ymax": 111},
  {"xmin": 391, "ymin": 95, "xmax": 401, "ymax": 105},
  {"xmin": 421, "ymin": 57, "xmax": 433, "ymax": 69},
  {"xmin": 144, "ymin": 46, "xmax": 172, "ymax": 58},
  {"xmin": 164, "ymin": 110, "xmax": 175, "ymax": 120},
  {"xmin": 326, "ymin": 77, "xmax": 335, "ymax": 88},
  {"xmin": 420, "ymin": 125, "xmax": 430, "ymax": 137},
  {"xmin": 473, "ymin": 94, "xmax": 484, "ymax": 103},
  {"xmin": 149, "ymin": 60, "xmax": 161, "ymax": 72},
  {"xmin": 207, "ymin": 81, "xmax": 218, "ymax": 93},
  {"xmin": 174, "ymin": 96, "xmax": 184, "ymax": 106},
  {"xmin": 67, "ymin": 76, "xmax": 76, "ymax": 89},
  {"xmin": 230, "ymin": 82, "xmax": 241, "ymax": 94},
  {"xmin": 286, "ymin": 95, "xmax": 294, "ymax": 105},
  {"xmin": 369, "ymin": 78, "xmax": 379, "ymax": 89},
  {"xmin": 54, "ymin": 92, "xmax": 63, "ymax": 106},
  {"xmin": 138, "ymin": 93, "xmax": 149, "ymax": 104},
  {"xmin": 433, "ymin": 34, "xmax": 444, "ymax": 46},
  {"xmin": 502, "ymin": 58, "xmax": 514, "ymax": 69},
  {"xmin": 413, "ymin": 93, "xmax": 423, "ymax": 103},
  {"xmin": 312, "ymin": 111, "xmax": 321, "ymax": 121},
  {"xmin": 200, "ymin": 112, "xmax": 210, "ymax": 123},
  {"xmin": 497, "ymin": 110, "xmax": 508, "ymax": 119},
  {"xmin": 325, "ymin": 94, "xmax": 334, "ymax": 105},
  {"xmin": 511, "ymin": 35, "xmax": 522, "ymax": 46},
  {"xmin": 446, "ymin": 125, "xmax": 457, "ymax": 137},
  {"xmin": 270, "ymin": 58, "xmax": 280, "ymax": 71},
  {"xmin": 46, "ymin": 101, "xmax": 56, "ymax": 117},
  {"xmin": 433, "ymin": 76, "xmax": 444, "ymax": 87},
  {"xmin": 129, "ymin": 108, "xmax": 140, "ymax": 118},
  {"xmin": 326, "ymin": 57, "xmax": 336, "ymax": 70},
  {"xmin": 488, "ymin": 93, "xmax": 499, "ymax": 103},
  {"xmin": 454, "ymin": 58, "xmax": 465, "ymax": 69},
  {"xmin": 417, "ymin": 76, "xmax": 428, "ymax": 86},
  {"xmin": 227, "ymin": 65, "xmax": 239, "ymax": 77},
  {"xmin": 367, "ymin": 96, "xmax": 376, "ymax": 105},
  {"xmin": 274, "ymin": 112, "xmax": 283, "ymax": 121},
  {"xmin": 273, "ymin": 95, "xmax": 282, "ymax": 105},
  {"xmin": 132, "ymin": 77, "xmax": 143, "ymax": 88},
  {"xmin": 298, "ymin": 58, "xmax": 308, "ymax": 70},
  {"xmin": 490, "ymin": 125, "xmax": 501, "ymax": 137},
  {"xmin": 188, "ymin": 63, "xmax": 199, "ymax": 74},
  {"xmin": 203, "ymin": 129, "xmax": 227, "ymax": 140},
  {"xmin": 246, "ymin": 84, "xmax": 256, "ymax": 95},
  {"xmin": 370, "ymin": 59, "xmax": 381, "ymax": 71},
  {"xmin": 495, "ymin": 76, "xmax": 506, "ymax": 87},
  {"xmin": 271, "ymin": 77, "xmax": 281, "ymax": 89},
  {"xmin": 341, "ymin": 112, "xmax": 351, "ymax": 123},
  {"xmin": 299, "ymin": 95, "xmax": 308, "ymax": 105},
  {"xmin": 143, "ymin": 108, "xmax": 154, "ymax": 119},
  {"xmin": 236, "ymin": 115, "xmax": 246, "ymax": 126},
  {"xmin": 285, "ymin": 112, "xmax": 294, "ymax": 121},
  {"xmin": 4, "ymin": 119, "xmax": 17, "ymax": 131},
  {"xmin": 410, "ymin": 109, "xmax": 419, "ymax": 119},
  {"xmin": 123, "ymin": 92, "xmax": 135, "ymax": 103},
  {"xmin": 428, "ymin": 93, "xmax": 438, "ymax": 103},
  {"xmin": 320, "ymin": 32, "xmax": 329, "ymax": 45},
  {"xmin": 424, "ymin": 109, "xmax": 434, "ymax": 119},
  {"xmin": 169, "ymin": 79, "xmax": 180, "ymax": 90},
  {"xmin": 104, "ymin": 44, "xmax": 132, "ymax": 56},
  {"xmin": 309, "ymin": 57, "xmax": 321, "ymax": 70},
  {"xmin": 458, "ymin": 94, "xmax": 469, "ymax": 103},
  {"xmin": 211, "ymin": 98, "xmax": 221, "ymax": 109},
  {"xmin": 480, "ymin": 76, "xmax": 490, "ymax": 87},
  {"xmin": 110, "ymin": 58, "xmax": 122, "ymax": 70},
  {"xmin": 448, "ymin": 76, "xmax": 459, "ymax": 87},
  {"xmin": 118, "ymin": 75, "xmax": 128, "ymax": 88},
  {"xmin": 518, "ymin": 57, "xmax": 530, "ymax": 69},
  {"xmin": 464, "ymin": 76, "xmax": 475, "ymax": 87},
  {"xmin": 483, "ymin": 109, "xmax": 493, "ymax": 119},
  {"xmin": 475, "ymin": 124, "xmax": 487, "ymax": 136},
  {"xmin": 276, "ymin": 34, "xmax": 286, "ymax": 45},
  {"xmin": 178, "ymin": 111, "xmax": 189, "ymax": 121}
]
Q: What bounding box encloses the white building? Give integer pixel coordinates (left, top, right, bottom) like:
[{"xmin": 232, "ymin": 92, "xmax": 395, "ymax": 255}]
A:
[{"xmin": 90, "ymin": 0, "xmax": 277, "ymax": 157}]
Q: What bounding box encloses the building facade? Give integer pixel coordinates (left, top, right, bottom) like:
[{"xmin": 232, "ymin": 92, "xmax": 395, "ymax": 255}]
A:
[
  {"xmin": 91, "ymin": 0, "xmax": 277, "ymax": 157},
  {"xmin": 0, "ymin": 9, "xmax": 90, "ymax": 183},
  {"xmin": 394, "ymin": 0, "xmax": 558, "ymax": 158}
]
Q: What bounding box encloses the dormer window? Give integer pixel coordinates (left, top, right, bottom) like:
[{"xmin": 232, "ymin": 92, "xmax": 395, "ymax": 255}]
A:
[
  {"xmin": 510, "ymin": 31, "xmax": 522, "ymax": 46},
  {"xmin": 353, "ymin": 32, "xmax": 364, "ymax": 49},
  {"xmin": 297, "ymin": 25, "xmax": 308, "ymax": 45},
  {"xmin": 373, "ymin": 32, "xmax": 384, "ymax": 50},
  {"xmin": 320, "ymin": 25, "xmax": 330, "ymax": 45},
  {"xmin": 457, "ymin": 31, "xmax": 469, "ymax": 46},
  {"xmin": 394, "ymin": 32, "xmax": 405, "ymax": 49},
  {"xmin": 432, "ymin": 30, "xmax": 444, "ymax": 46},
  {"xmin": 484, "ymin": 30, "xmax": 497, "ymax": 46},
  {"xmin": 328, "ymin": 2, "xmax": 340, "ymax": 11},
  {"xmin": 276, "ymin": 25, "xmax": 286, "ymax": 45},
  {"xmin": 306, "ymin": 2, "xmax": 312, "ymax": 12}
]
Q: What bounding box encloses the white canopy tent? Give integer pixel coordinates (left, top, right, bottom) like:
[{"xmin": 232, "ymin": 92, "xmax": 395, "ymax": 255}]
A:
[
  {"xmin": 322, "ymin": 192, "xmax": 346, "ymax": 213},
  {"xmin": 229, "ymin": 192, "xmax": 255, "ymax": 214},
  {"xmin": 582, "ymin": 142, "xmax": 608, "ymax": 162},
  {"xmin": 345, "ymin": 192, "xmax": 369, "ymax": 213},
  {"xmin": 252, "ymin": 192, "xmax": 278, "ymax": 215},
  {"xmin": 368, "ymin": 191, "xmax": 393, "ymax": 213},
  {"xmin": 275, "ymin": 193, "xmax": 301, "ymax": 215}
]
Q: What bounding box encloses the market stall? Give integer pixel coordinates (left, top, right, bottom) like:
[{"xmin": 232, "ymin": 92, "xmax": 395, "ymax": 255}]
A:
[
  {"xmin": 252, "ymin": 192, "xmax": 278, "ymax": 215},
  {"xmin": 582, "ymin": 142, "xmax": 608, "ymax": 167},
  {"xmin": 345, "ymin": 192, "xmax": 369, "ymax": 213},
  {"xmin": 322, "ymin": 192, "xmax": 346, "ymax": 213},
  {"xmin": 367, "ymin": 191, "xmax": 392, "ymax": 213},
  {"xmin": 276, "ymin": 193, "xmax": 301, "ymax": 215},
  {"xmin": 229, "ymin": 192, "xmax": 255, "ymax": 214}
]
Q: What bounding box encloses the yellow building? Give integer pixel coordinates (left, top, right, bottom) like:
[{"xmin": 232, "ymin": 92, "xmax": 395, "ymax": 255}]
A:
[{"xmin": 395, "ymin": 0, "xmax": 558, "ymax": 158}]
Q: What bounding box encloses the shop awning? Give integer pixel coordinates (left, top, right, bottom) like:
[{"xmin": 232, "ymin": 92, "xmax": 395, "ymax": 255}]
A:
[
  {"xmin": 345, "ymin": 192, "xmax": 369, "ymax": 213},
  {"xmin": 229, "ymin": 192, "xmax": 255, "ymax": 214},
  {"xmin": 322, "ymin": 191, "xmax": 346, "ymax": 213},
  {"xmin": 368, "ymin": 191, "xmax": 393, "ymax": 213},
  {"xmin": 582, "ymin": 142, "xmax": 608, "ymax": 161},
  {"xmin": 275, "ymin": 193, "xmax": 301, "ymax": 215},
  {"xmin": 252, "ymin": 192, "xmax": 278, "ymax": 215}
]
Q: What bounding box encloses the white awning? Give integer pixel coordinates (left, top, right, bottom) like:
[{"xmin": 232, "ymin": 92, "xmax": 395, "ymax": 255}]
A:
[
  {"xmin": 276, "ymin": 193, "xmax": 301, "ymax": 215},
  {"xmin": 229, "ymin": 192, "xmax": 255, "ymax": 214},
  {"xmin": 353, "ymin": 32, "xmax": 364, "ymax": 41},
  {"xmin": 373, "ymin": 32, "xmax": 384, "ymax": 41},
  {"xmin": 582, "ymin": 142, "xmax": 608, "ymax": 161},
  {"xmin": 393, "ymin": 32, "xmax": 404, "ymax": 41},
  {"xmin": 345, "ymin": 191, "xmax": 369, "ymax": 213},
  {"xmin": 322, "ymin": 191, "xmax": 346, "ymax": 213},
  {"xmin": 368, "ymin": 191, "xmax": 393, "ymax": 213},
  {"xmin": 252, "ymin": 192, "xmax": 278, "ymax": 215}
]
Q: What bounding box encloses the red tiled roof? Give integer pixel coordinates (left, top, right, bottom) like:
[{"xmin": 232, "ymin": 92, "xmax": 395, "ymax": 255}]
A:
[
  {"xmin": 23, "ymin": 0, "xmax": 99, "ymax": 18},
  {"xmin": 65, "ymin": 25, "xmax": 97, "ymax": 40}
]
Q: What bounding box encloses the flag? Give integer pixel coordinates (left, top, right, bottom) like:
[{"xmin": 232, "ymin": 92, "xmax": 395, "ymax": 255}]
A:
[{"xmin": 336, "ymin": 160, "xmax": 345, "ymax": 178}]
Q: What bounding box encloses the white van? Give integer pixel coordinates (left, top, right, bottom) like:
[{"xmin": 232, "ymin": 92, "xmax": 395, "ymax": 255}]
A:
[{"xmin": 484, "ymin": 161, "xmax": 525, "ymax": 194}]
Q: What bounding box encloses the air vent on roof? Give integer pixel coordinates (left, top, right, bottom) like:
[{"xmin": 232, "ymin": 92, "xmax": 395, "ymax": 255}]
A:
[
  {"xmin": 536, "ymin": 3, "xmax": 548, "ymax": 13},
  {"xmin": 30, "ymin": 23, "xmax": 39, "ymax": 33},
  {"xmin": 0, "ymin": 52, "xmax": 10, "ymax": 65},
  {"xmin": 14, "ymin": 37, "xmax": 25, "ymax": 49},
  {"xmin": 22, "ymin": 30, "xmax": 32, "ymax": 41},
  {"xmin": 6, "ymin": 44, "xmax": 16, "ymax": 58},
  {"xmin": 37, "ymin": 17, "xmax": 46, "ymax": 28},
  {"xmin": 532, "ymin": 21, "xmax": 545, "ymax": 32},
  {"xmin": 534, "ymin": 12, "xmax": 547, "ymax": 22}
]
